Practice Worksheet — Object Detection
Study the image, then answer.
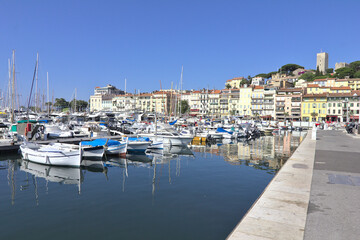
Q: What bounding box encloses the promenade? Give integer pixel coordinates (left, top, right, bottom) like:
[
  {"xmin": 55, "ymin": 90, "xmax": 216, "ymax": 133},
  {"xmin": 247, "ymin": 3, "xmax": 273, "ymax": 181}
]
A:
[{"xmin": 228, "ymin": 130, "xmax": 360, "ymax": 240}]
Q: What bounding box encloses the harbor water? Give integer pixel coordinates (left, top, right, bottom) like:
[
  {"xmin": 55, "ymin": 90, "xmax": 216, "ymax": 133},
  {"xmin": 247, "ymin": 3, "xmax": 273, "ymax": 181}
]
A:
[{"xmin": 0, "ymin": 132, "xmax": 305, "ymax": 240}]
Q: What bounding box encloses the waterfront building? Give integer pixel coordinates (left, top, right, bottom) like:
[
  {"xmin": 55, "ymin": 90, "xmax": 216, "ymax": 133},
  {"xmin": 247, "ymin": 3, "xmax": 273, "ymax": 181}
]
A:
[
  {"xmin": 239, "ymin": 86, "xmax": 253, "ymax": 118},
  {"xmin": 251, "ymin": 86, "xmax": 264, "ymax": 118},
  {"xmin": 189, "ymin": 90, "xmax": 201, "ymax": 116},
  {"xmin": 89, "ymin": 94, "xmax": 102, "ymax": 112},
  {"xmin": 136, "ymin": 93, "xmax": 153, "ymax": 112},
  {"xmin": 208, "ymin": 90, "xmax": 221, "ymax": 118},
  {"xmin": 224, "ymin": 88, "xmax": 240, "ymax": 116},
  {"xmin": 101, "ymin": 95, "xmax": 113, "ymax": 111},
  {"xmin": 263, "ymin": 87, "xmax": 277, "ymax": 120},
  {"xmin": 90, "ymin": 84, "xmax": 124, "ymax": 112},
  {"xmin": 112, "ymin": 94, "xmax": 136, "ymax": 112},
  {"xmin": 152, "ymin": 91, "xmax": 171, "ymax": 114},
  {"xmin": 301, "ymin": 93, "xmax": 327, "ymax": 121},
  {"xmin": 219, "ymin": 89, "xmax": 229, "ymax": 116},
  {"xmin": 94, "ymin": 84, "xmax": 124, "ymax": 95},
  {"xmin": 316, "ymin": 52, "xmax": 329, "ymax": 74},
  {"xmin": 326, "ymin": 91, "xmax": 360, "ymax": 122},
  {"xmin": 275, "ymin": 88, "xmax": 303, "ymax": 121},
  {"xmin": 225, "ymin": 77, "xmax": 244, "ymax": 89}
]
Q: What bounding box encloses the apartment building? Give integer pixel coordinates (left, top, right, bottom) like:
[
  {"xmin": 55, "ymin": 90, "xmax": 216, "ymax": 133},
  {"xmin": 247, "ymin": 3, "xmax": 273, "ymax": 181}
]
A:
[
  {"xmin": 326, "ymin": 91, "xmax": 360, "ymax": 122},
  {"xmin": 251, "ymin": 86, "xmax": 264, "ymax": 117},
  {"xmin": 263, "ymin": 87, "xmax": 277, "ymax": 120},
  {"xmin": 301, "ymin": 93, "xmax": 327, "ymax": 122},
  {"xmin": 239, "ymin": 86, "xmax": 253, "ymax": 118}
]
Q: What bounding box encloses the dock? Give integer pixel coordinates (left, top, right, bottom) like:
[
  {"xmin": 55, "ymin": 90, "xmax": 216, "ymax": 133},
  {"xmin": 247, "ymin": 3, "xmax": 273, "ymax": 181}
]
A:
[{"xmin": 228, "ymin": 130, "xmax": 360, "ymax": 239}]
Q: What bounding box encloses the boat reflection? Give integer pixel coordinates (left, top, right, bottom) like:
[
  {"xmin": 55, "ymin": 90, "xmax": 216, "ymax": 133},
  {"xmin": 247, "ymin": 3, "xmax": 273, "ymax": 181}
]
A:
[{"xmin": 19, "ymin": 160, "xmax": 83, "ymax": 192}]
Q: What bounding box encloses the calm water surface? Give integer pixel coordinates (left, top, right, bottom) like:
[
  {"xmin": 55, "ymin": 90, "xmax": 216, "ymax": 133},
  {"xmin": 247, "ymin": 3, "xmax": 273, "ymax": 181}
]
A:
[{"xmin": 0, "ymin": 132, "xmax": 306, "ymax": 240}]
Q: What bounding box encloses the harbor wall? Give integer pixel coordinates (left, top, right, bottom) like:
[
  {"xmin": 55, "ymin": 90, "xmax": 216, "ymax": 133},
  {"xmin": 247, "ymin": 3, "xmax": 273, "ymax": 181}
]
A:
[{"xmin": 227, "ymin": 131, "xmax": 316, "ymax": 239}]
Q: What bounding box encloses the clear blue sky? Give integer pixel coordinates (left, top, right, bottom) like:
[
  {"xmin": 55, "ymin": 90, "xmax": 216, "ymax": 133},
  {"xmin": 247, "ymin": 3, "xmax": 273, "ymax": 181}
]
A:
[{"xmin": 0, "ymin": 0, "xmax": 359, "ymax": 104}]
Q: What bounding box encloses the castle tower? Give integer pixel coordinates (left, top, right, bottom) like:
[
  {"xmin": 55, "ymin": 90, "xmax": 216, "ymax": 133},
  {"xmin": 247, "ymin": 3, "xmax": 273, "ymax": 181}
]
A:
[{"xmin": 316, "ymin": 52, "xmax": 328, "ymax": 74}]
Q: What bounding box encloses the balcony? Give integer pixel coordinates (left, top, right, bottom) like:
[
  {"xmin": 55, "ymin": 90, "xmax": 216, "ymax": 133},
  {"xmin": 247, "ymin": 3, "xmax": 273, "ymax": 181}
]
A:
[
  {"xmin": 263, "ymin": 101, "xmax": 274, "ymax": 105},
  {"xmin": 251, "ymin": 101, "xmax": 263, "ymax": 105}
]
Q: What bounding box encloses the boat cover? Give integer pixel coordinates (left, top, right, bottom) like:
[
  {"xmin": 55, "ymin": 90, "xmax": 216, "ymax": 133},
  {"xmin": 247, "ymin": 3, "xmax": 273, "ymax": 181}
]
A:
[
  {"xmin": 169, "ymin": 120, "xmax": 177, "ymax": 125},
  {"xmin": 128, "ymin": 137, "xmax": 150, "ymax": 142},
  {"xmin": 81, "ymin": 138, "xmax": 120, "ymax": 147},
  {"xmin": 216, "ymin": 127, "xmax": 233, "ymax": 134}
]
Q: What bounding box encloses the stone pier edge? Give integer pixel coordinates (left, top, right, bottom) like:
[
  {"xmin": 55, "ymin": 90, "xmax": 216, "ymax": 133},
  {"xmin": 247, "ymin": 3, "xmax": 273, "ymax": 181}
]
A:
[{"xmin": 227, "ymin": 131, "xmax": 316, "ymax": 240}]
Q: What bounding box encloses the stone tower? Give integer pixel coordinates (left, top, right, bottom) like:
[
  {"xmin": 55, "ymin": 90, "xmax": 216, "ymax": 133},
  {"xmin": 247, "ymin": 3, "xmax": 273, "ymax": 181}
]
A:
[{"xmin": 316, "ymin": 52, "xmax": 329, "ymax": 74}]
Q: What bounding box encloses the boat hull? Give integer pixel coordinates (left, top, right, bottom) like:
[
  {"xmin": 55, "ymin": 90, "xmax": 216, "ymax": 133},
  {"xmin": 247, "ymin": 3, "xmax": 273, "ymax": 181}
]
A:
[
  {"xmin": 127, "ymin": 141, "xmax": 151, "ymax": 153},
  {"xmin": 20, "ymin": 144, "xmax": 81, "ymax": 167}
]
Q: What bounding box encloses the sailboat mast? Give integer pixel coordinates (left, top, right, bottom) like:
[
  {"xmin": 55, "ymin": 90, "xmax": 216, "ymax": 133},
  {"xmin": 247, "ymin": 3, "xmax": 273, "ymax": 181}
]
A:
[
  {"xmin": 11, "ymin": 50, "xmax": 15, "ymax": 123},
  {"xmin": 35, "ymin": 52, "xmax": 39, "ymax": 113},
  {"xmin": 179, "ymin": 65, "xmax": 183, "ymax": 116},
  {"xmin": 74, "ymin": 88, "xmax": 77, "ymax": 113},
  {"xmin": 47, "ymin": 72, "xmax": 49, "ymax": 115},
  {"xmin": 8, "ymin": 58, "xmax": 11, "ymax": 109}
]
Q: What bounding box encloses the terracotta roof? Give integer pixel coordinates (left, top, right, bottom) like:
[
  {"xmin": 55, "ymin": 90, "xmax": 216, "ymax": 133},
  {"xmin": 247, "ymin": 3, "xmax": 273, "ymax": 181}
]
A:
[
  {"xmin": 226, "ymin": 77, "xmax": 244, "ymax": 82},
  {"xmin": 307, "ymin": 84, "xmax": 320, "ymax": 88},
  {"xmin": 278, "ymin": 88, "xmax": 303, "ymax": 92},
  {"xmin": 192, "ymin": 90, "xmax": 201, "ymax": 93},
  {"xmin": 303, "ymin": 93, "xmax": 328, "ymax": 98},
  {"xmin": 153, "ymin": 91, "xmax": 170, "ymax": 95},
  {"xmin": 210, "ymin": 90, "xmax": 221, "ymax": 94},
  {"xmin": 330, "ymin": 87, "xmax": 351, "ymax": 90},
  {"xmin": 254, "ymin": 86, "xmax": 264, "ymax": 89}
]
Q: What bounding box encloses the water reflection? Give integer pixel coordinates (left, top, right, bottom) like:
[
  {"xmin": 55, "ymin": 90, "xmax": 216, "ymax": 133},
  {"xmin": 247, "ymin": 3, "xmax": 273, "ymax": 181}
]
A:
[
  {"xmin": 1, "ymin": 132, "xmax": 305, "ymax": 205},
  {"xmin": 191, "ymin": 131, "xmax": 306, "ymax": 173}
]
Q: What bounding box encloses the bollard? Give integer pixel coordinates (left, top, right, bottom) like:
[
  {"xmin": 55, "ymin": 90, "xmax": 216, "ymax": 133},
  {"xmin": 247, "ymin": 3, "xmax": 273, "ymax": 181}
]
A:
[{"xmin": 311, "ymin": 127, "xmax": 317, "ymax": 140}]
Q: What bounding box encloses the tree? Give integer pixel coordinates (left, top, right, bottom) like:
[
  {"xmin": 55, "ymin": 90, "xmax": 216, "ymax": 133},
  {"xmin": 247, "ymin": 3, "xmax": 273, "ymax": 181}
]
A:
[
  {"xmin": 335, "ymin": 67, "xmax": 355, "ymax": 78},
  {"xmin": 179, "ymin": 100, "xmax": 189, "ymax": 114},
  {"xmin": 354, "ymin": 70, "xmax": 360, "ymax": 78},
  {"xmin": 225, "ymin": 84, "xmax": 231, "ymax": 89},
  {"xmin": 326, "ymin": 68, "xmax": 334, "ymax": 74},
  {"xmin": 239, "ymin": 79, "xmax": 248, "ymax": 87},
  {"xmin": 69, "ymin": 99, "xmax": 88, "ymax": 112},
  {"xmin": 54, "ymin": 98, "xmax": 69, "ymax": 111},
  {"xmin": 255, "ymin": 73, "xmax": 268, "ymax": 78},
  {"xmin": 349, "ymin": 61, "xmax": 360, "ymax": 72},
  {"xmin": 279, "ymin": 64, "xmax": 304, "ymax": 75},
  {"xmin": 298, "ymin": 72, "xmax": 315, "ymax": 82}
]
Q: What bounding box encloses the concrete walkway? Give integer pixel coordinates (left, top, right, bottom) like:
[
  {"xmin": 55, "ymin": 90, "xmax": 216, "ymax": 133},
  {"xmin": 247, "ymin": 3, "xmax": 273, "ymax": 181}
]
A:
[
  {"xmin": 228, "ymin": 130, "xmax": 360, "ymax": 239},
  {"xmin": 228, "ymin": 131, "xmax": 316, "ymax": 240},
  {"xmin": 304, "ymin": 130, "xmax": 360, "ymax": 239}
]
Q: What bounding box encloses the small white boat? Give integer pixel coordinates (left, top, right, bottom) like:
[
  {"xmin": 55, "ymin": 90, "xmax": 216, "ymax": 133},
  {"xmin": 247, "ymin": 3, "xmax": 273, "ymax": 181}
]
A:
[
  {"xmin": 148, "ymin": 140, "xmax": 164, "ymax": 149},
  {"xmin": 125, "ymin": 137, "xmax": 152, "ymax": 153},
  {"xmin": 20, "ymin": 142, "xmax": 82, "ymax": 167},
  {"xmin": 105, "ymin": 141, "xmax": 128, "ymax": 156}
]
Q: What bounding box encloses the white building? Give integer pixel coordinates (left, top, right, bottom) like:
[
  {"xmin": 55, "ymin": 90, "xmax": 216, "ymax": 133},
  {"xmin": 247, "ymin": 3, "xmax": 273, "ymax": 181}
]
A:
[{"xmin": 251, "ymin": 77, "xmax": 265, "ymax": 86}]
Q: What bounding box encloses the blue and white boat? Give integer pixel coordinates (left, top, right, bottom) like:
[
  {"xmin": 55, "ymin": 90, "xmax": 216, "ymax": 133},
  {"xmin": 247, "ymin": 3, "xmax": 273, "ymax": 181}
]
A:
[{"xmin": 125, "ymin": 137, "xmax": 152, "ymax": 153}]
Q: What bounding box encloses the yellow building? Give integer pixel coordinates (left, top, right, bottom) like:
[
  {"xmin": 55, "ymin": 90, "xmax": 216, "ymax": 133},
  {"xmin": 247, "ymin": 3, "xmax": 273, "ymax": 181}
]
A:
[
  {"xmin": 239, "ymin": 86, "xmax": 253, "ymax": 117},
  {"xmin": 301, "ymin": 93, "xmax": 327, "ymax": 122},
  {"xmin": 225, "ymin": 77, "xmax": 244, "ymax": 89},
  {"xmin": 329, "ymin": 86, "xmax": 351, "ymax": 94},
  {"xmin": 339, "ymin": 78, "xmax": 360, "ymax": 90}
]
